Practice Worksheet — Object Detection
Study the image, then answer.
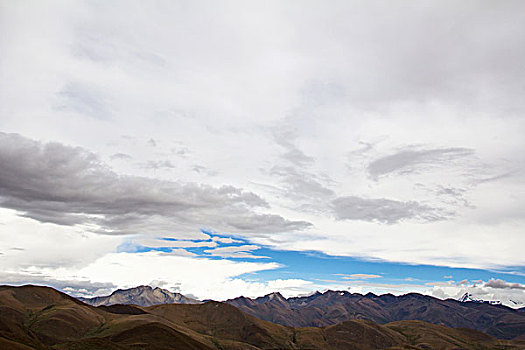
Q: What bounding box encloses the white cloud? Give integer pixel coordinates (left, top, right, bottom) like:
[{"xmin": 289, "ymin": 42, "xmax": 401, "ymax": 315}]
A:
[
  {"xmin": 336, "ymin": 274, "xmax": 383, "ymax": 280},
  {"xmin": 427, "ymin": 279, "xmax": 525, "ymax": 309},
  {"xmin": 211, "ymin": 236, "xmax": 245, "ymax": 244},
  {"xmin": 6, "ymin": 249, "xmax": 314, "ymax": 300},
  {"xmin": 0, "ymin": 208, "xmax": 121, "ymax": 270}
]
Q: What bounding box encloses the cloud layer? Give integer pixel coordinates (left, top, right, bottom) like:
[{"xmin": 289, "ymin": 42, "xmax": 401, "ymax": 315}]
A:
[{"xmin": 1, "ymin": 0, "xmax": 525, "ymax": 298}]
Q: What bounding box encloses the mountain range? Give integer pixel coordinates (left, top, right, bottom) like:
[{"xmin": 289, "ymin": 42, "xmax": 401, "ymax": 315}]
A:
[
  {"xmin": 1, "ymin": 285, "xmax": 524, "ymax": 350},
  {"xmin": 226, "ymin": 290, "xmax": 525, "ymax": 340},
  {"xmin": 75, "ymin": 285, "xmax": 525, "ymax": 340}
]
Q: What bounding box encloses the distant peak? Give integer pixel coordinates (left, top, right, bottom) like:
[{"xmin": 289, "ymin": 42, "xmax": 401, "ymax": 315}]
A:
[
  {"xmin": 459, "ymin": 292, "xmax": 472, "ymax": 302},
  {"xmin": 323, "ymin": 290, "xmax": 348, "ymax": 296},
  {"xmin": 79, "ymin": 285, "xmax": 200, "ymax": 307},
  {"xmin": 457, "ymin": 292, "xmax": 502, "ymax": 306},
  {"xmin": 268, "ymin": 291, "xmax": 284, "ymax": 299}
]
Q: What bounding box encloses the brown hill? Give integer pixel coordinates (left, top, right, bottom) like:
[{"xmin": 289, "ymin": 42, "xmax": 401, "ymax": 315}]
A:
[
  {"xmin": 227, "ymin": 290, "xmax": 525, "ymax": 340},
  {"xmin": 1, "ymin": 285, "xmax": 524, "ymax": 349}
]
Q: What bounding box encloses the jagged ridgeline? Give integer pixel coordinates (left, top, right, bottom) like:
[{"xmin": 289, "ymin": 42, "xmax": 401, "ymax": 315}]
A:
[{"xmin": 226, "ymin": 290, "xmax": 525, "ymax": 340}]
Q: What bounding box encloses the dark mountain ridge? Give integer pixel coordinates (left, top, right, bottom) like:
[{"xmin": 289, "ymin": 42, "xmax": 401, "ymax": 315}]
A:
[{"xmin": 226, "ymin": 289, "xmax": 525, "ymax": 340}]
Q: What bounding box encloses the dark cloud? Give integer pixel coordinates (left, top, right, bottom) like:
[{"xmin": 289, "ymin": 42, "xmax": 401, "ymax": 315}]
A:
[
  {"xmin": 0, "ymin": 132, "xmax": 310, "ymax": 236},
  {"xmin": 332, "ymin": 196, "xmax": 446, "ymax": 224},
  {"xmin": 368, "ymin": 147, "xmax": 474, "ymax": 180},
  {"xmin": 485, "ymin": 279, "xmax": 525, "ymax": 290}
]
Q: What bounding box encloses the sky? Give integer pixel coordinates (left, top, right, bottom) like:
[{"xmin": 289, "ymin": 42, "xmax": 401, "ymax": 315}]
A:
[{"xmin": 1, "ymin": 0, "xmax": 525, "ymax": 306}]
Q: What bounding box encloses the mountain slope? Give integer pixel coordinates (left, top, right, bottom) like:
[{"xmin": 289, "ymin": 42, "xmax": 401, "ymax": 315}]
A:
[
  {"xmin": 78, "ymin": 285, "xmax": 200, "ymax": 307},
  {"xmin": 1, "ymin": 285, "xmax": 523, "ymax": 349},
  {"xmin": 226, "ymin": 290, "xmax": 525, "ymax": 340}
]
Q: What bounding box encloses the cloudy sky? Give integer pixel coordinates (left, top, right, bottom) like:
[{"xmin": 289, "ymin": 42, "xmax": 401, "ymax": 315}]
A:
[{"xmin": 1, "ymin": 0, "xmax": 525, "ymax": 305}]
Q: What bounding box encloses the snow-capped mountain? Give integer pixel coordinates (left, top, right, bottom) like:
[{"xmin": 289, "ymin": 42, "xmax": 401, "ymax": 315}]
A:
[
  {"xmin": 79, "ymin": 285, "xmax": 200, "ymax": 307},
  {"xmin": 458, "ymin": 292, "xmax": 501, "ymax": 305},
  {"xmin": 458, "ymin": 292, "xmax": 524, "ymax": 309}
]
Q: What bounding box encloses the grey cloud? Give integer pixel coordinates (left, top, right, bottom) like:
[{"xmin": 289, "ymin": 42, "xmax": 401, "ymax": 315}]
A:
[
  {"xmin": 135, "ymin": 238, "xmax": 217, "ymax": 249},
  {"xmin": 192, "ymin": 165, "xmax": 218, "ymax": 176},
  {"xmin": 420, "ymin": 185, "xmax": 472, "ymax": 208},
  {"xmin": 368, "ymin": 147, "xmax": 474, "ymax": 179},
  {"xmin": 485, "ymin": 279, "xmax": 525, "ymax": 290},
  {"xmin": 412, "ymin": 181, "xmax": 476, "ymax": 212},
  {"xmin": 332, "ymin": 196, "xmax": 446, "ymax": 224},
  {"xmin": 0, "ymin": 132, "xmax": 310, "ymax": 236},
  {"xmin": 211, "ymin": 236, "xmax": 243, "ymax": 244},
  {"xmin": 435, "ymin": 186, "xmax": 466, "ymax": 198},
  {"xmin": 272, "ymin": 127, "xmax": 313, "ymax": 167},
  {"xmin": 270, "ymin": 166, "xmax": 334, "ymax": 200},
  {"xmin": 55, "ymin": 82, "xmax": 111, "ymax": 120},
  {"xmin": 281, "ymin": 148, "xmax": 313, "ymax": 168},
  {"xmin": 347, "ymin": 141, "xmax": 375, "ymax": 163},
  {"xmin": 141, "ymin": 160, "xmax": 175, "ymax": 170},
  {"xmin": 110, "ymin": 153, "xmax": 132, "ymax": 161},
  {"xmin": 158, "ymin": 249, "xmax": 198, "ymax": 257},
  {"xmin": 203, "ymin": 245, "xmax": 269, "ymax": 259},
  {"xmin": 475, "ymin": 171, "xmax": 517, "ymax": 185},
  {"xmin": 226, "ymin": 213, "xmax": 311, "ymax": 233}
]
